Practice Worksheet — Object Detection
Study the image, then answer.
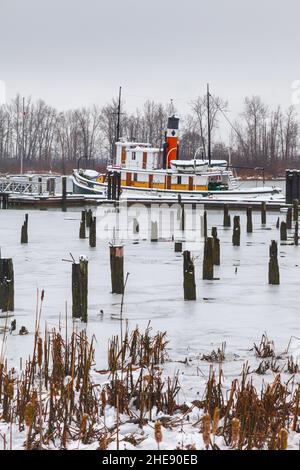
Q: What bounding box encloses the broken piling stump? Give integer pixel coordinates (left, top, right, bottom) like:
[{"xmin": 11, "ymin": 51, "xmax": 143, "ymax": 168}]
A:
[
  {"xmin": 268, "ymin": 240, "xmax": 280, "ymax": 285},
  {"xmin": 261, "ymin": 202, "xmax": 266, "ymax": 225},
  {"xmin": 286, "ymin": 207, "xmax": 292, "ymax": 229},
  {"xmin": 110, "ymin": 245, "xmax": 124, "ymax": 294},
  {"xmin": 246, "ymin": 206, "xmax": 253, "ymax": 233},
  {"xmin": 89, "ymin": 216, "xmax": 96, "ymax": 247},
  {"xmin": 232, "ymin": 216, "xmax": 240, "ymax": 246},
  {"xmin": 223, "ymin": 204, "xmax": 231, "ymax": 227},
  {"xmin": 203, "ymin": 237, "xmax": 214, "ymax": 280},
  {"xmin": 0, "ymin": 258, "xmax": 14, "ymax": 312},
  {"xmin": 174, "ymin": 241, "xmax": 183, "ymax": 253},
  {"xmin": 21, "ymin": 214, "xmax": 28, "ymax": 244},
  {"xmin": 280, "ymin": 221, "xmax": 287, "ymax": 241},
  {"xmin": 183, "ymin": 250, "xmax": 196, "ymax": 300},
  {"xmin": 72, "ymin": 256, "xmax": 88, "ymax": 322},
  {"xmin": 293, "ymin": 199, "xmax": 299, "ymax": 222}
]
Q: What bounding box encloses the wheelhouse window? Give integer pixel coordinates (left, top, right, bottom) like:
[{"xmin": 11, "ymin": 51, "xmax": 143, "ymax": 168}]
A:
[
  {"xmin": 177, "ymin": 176, "xmax": 182, "ymax": 185},
  {"xmin": 132, "ymin": 152, "xmax": 136, "ymax": 160},
  {"xmin": 133, "ymin": 173, "xmax": 138, "ymax": 182}
]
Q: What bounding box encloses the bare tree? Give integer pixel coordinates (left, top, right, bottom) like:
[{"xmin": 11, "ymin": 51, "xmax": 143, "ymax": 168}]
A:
[{"xmin": 190, "ymin": 94, "xmax": 228, "ymax": 158}]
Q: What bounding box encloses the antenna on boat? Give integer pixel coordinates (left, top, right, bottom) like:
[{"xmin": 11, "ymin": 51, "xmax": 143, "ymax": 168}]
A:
[{"xmin": 207, "ymin": 83, "xmax": 211, "ymax": 167}]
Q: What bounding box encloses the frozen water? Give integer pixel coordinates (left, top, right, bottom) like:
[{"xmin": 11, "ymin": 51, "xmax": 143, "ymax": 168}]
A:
[{"xmin": 0, "ymin": 204, "xmax": 299, "ymax": 372}]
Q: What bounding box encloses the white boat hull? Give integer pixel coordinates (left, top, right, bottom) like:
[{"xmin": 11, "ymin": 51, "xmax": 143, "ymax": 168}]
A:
[{"xmin": 72, "ymin": 171, "xmax": 283, "ymax": 202}]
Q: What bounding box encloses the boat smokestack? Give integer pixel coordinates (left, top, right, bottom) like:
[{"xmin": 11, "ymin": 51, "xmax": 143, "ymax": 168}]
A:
[{"xmin": 164, "ymin": 115, "xmax": 179, "ymax": 168}]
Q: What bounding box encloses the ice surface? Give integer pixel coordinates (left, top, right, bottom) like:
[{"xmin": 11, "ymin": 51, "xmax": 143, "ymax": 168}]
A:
[{"xmin": 0, "ymin": 206, "xmax": 299, "ymax": 366}]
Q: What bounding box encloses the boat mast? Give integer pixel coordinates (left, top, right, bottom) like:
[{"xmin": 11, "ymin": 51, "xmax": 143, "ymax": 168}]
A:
[
  {"xmin": 113, "ymin": 86, "xmax": 122, "ymax": 165},
  {"xmin": 207, "ymin": 83, "xmax": 211, "ymax": 166},
  {"xmin": 116, "ymin": 86, "xmax": 122, "ymax": 143},
  {"xmin": 21, "ymin": 96, "xmax": 25, "ymax": 174}
]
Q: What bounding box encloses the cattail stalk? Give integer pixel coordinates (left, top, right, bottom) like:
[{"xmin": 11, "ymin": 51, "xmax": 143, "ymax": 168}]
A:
[
  {"xmin": 231, "ymin": 418, "xmax": 240, "ymax": 448},
  {"xmin": 202, "ymin": 414, "xmax": 211, "ymax": 449},
  {"xmin": 155, "ymin": 420, "xmax": 163, "ymax": 450}
]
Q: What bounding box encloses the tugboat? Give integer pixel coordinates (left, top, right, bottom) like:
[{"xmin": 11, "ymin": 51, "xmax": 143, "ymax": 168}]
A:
[{"xmin": 73, "ymin": 114, "xmax": 282, "ymax": 201}]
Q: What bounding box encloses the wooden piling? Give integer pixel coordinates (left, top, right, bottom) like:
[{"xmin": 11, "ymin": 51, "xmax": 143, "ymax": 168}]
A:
[
  {"xmin": 72, "ymin": 257, "xmax": 88, "ymax": 321},
  {"xmin": 174, "ymin": 241, "xmax": 182, "ymax": 253},
  {"xmin": 38, "ymin": 176, "xmax": 43, "ymax": 195},
  {"xmin": 0, "ymin": 258, "xmax": 14, "ymax": 312},
  {"xmin": 203, "ymin": 210, "xmax": 207, "ymax": 239},
  {"xmin": 110, "ymin": 245, "xmax": 124, "ymax": 294},
  {"xmin": 79, "ymin": 211, "xmax": 86, "ymax": 239},
  {"xmin": 203, "ymin": 237, "xmax": 214, "ymax": 280},
  {"xmin": 246, "ymin": 206, "xmax": 253, "ymax": 233},
  {"xmin": 294, "ymin": 221, "xmax": 299, "ymax": 246},
  {"xmin": 223, "ymin": 204, "xmax": 231, "ymax": 227},
  {"xmin": 211, "ymin": 227, "xmax": 220, "ymax": 266},
  {"xmin": 232, "ymin": 215, "xmax": 240, "ymax": 246},
  {"xmin": 286, "ymin": 207, "xmax": 292, "ymax": 230},
  {"xmin": 133, "ymin": 218, "xmax": 139, "ymax": 234},
  {"xmin": 62, "ymin": 176, "xmax": 67, "ymax": 204},
  {"xmin": 89, "ymin": 216, "xmax": 96, "ymax": 247},
  {"xmin": 261, "ymin": 202, "xmax": 266, "ymax": 225},
  {"xmin": 280, "ymin": 221, "xmax": 287, "ymax": 241},
  {"xmin": 268, "ymin": 240, "xmax": 280, "ymax": 285},
  {"xmin": 0, "ymin": 193, "xmax": 9, "ymax": 209},
  {"xmin": 151, "ymin": 221, "xmax": 158, "ymax": 242},
  {"xmin": 86, "ymin": 209, "xmax": 92, "ymax": 228},
  {"xmin": 21, "ymin": 214, "xmax": 28, "ymax": 244},
  {"xmin": 183, "ymin": 250, "xmax": 196, "ymax": 300},
  {"xmin": 181, "ymin": 204, "xmax": 185, "ymax": 231},
  {"xmin": 47, "ymin": 177, "xmax": 56, "ymax": 196},
  {"xmin": 293, "ymin": 199, "xmax": 299, "ymax": 221}
]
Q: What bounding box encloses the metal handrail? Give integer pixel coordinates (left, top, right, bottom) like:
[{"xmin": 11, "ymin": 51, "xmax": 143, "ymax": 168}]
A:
[{"xmin": 0, "ymin": 178, "xmax": 44, "ymax": 195}]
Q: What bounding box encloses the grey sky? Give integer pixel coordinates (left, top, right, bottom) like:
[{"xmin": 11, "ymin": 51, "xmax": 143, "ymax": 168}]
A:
[{"xmin": 0, "ymin": 0, "xmax": 300, "ymax": 138}]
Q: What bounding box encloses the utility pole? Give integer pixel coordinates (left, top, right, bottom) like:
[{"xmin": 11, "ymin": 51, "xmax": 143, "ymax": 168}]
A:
[
  {"xmin": 207, "ymin": 83, "xmax": 211, "ymax": 166},
  {"xmin": 21, "ymin": 96, "xmax": 25, "ymax": 174}
]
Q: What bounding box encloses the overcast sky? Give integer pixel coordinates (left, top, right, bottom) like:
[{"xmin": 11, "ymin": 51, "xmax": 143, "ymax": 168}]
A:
[{"xmin": 1, "ymin": 0, "xmax": 300, "ymax": 138}]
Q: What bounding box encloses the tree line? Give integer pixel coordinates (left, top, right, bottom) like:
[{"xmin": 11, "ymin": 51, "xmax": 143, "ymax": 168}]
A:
[{"xmin": 0, "ymin": 93, "xmax": 299, "ymax": 174}]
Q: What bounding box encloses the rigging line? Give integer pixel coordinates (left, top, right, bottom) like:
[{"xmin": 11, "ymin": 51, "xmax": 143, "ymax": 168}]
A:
[
  {"xmin": 208, "ymin": 93, "xmax": 248, "ymax": 152},
  {"xmin": 125, "ymin": 93, "xmax": 200, "ymax": 102}
]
